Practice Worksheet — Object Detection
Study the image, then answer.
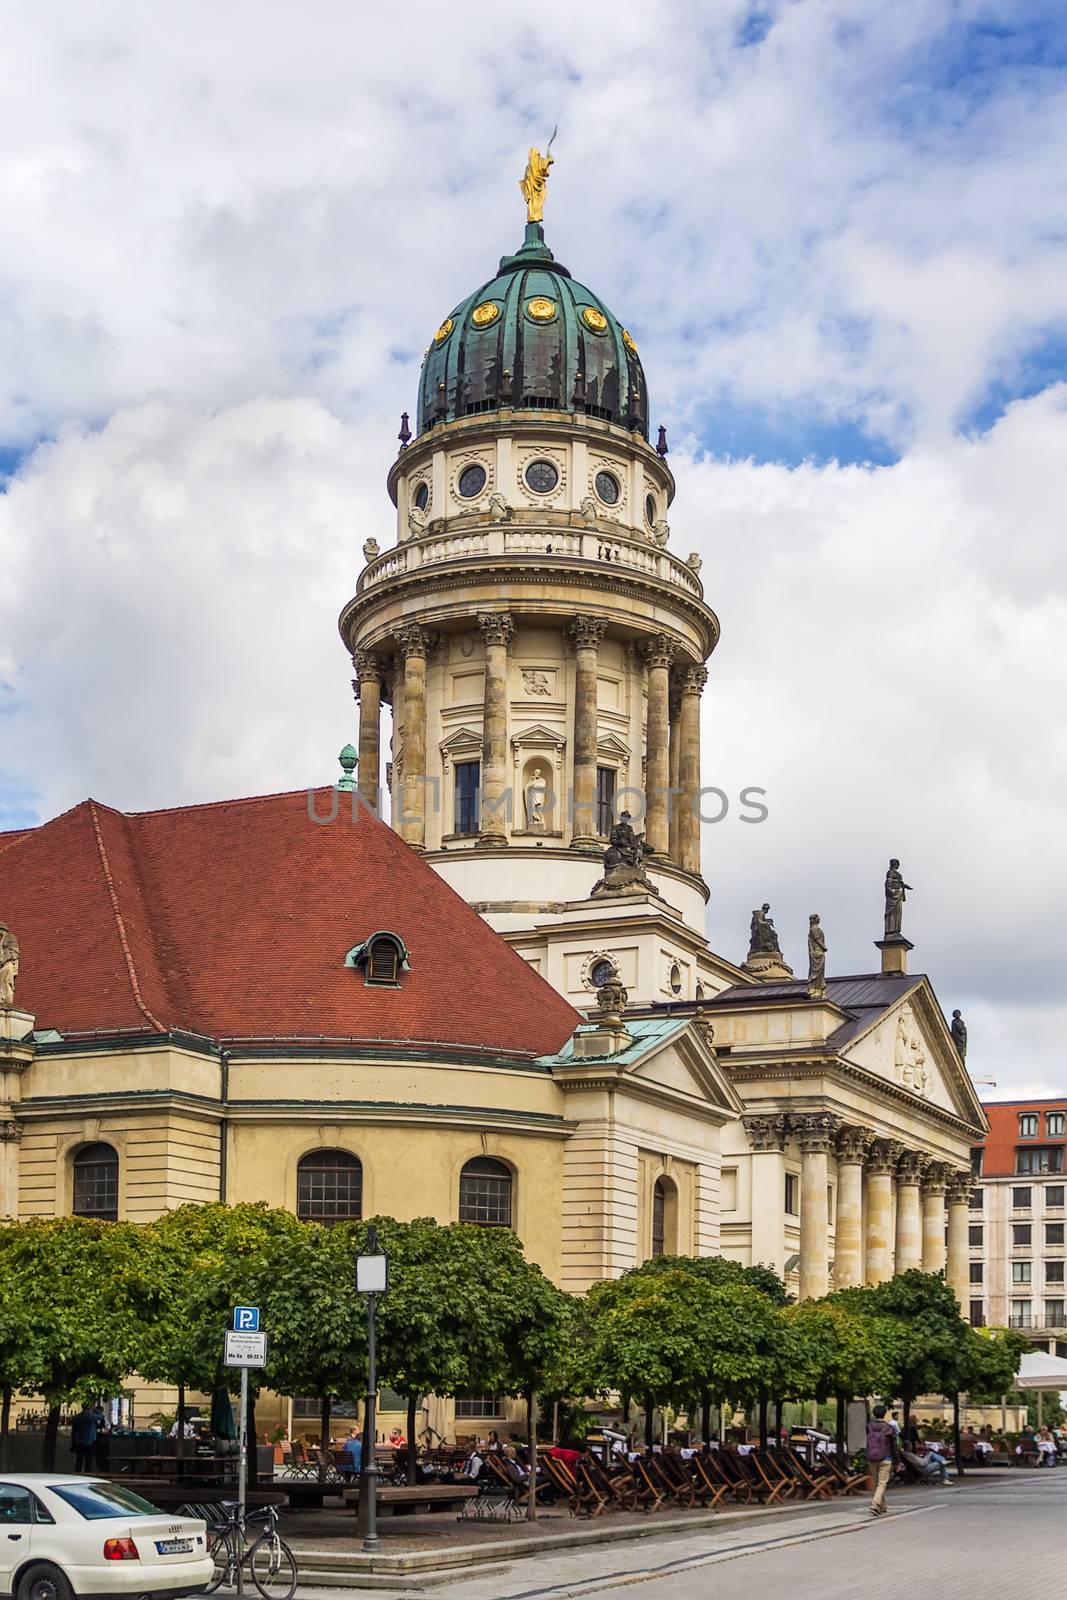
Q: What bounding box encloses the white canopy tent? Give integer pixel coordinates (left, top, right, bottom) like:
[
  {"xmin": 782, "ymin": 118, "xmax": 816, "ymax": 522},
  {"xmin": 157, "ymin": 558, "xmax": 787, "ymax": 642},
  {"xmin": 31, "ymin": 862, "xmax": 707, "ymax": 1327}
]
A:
[{"xmin": 1015, "ymin": 1350, "xmax": 1067, "ymax": 1393}]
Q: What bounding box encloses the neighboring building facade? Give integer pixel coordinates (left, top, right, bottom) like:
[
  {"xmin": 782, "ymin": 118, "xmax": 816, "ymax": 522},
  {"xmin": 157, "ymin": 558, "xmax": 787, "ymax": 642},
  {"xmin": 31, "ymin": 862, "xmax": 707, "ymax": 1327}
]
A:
[{"xmin": 968, "ymin": 1099, "xmax": 1067, "ymax": 1357}]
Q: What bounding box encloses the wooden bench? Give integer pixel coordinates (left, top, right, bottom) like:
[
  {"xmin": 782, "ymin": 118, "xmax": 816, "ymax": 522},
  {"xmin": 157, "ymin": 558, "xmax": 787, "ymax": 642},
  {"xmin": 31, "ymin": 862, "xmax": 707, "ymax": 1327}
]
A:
[
  {"xmin": 283, "ymin": 1481, "xmax": 346, "ymax": 1509},
  {"xmin": 342, "ymin": 1483, "xmax": 479, "ymax": 1518},
  {"xmin": 106, "ymin": 1479, "xmax": 284, "ymax": 1512}
]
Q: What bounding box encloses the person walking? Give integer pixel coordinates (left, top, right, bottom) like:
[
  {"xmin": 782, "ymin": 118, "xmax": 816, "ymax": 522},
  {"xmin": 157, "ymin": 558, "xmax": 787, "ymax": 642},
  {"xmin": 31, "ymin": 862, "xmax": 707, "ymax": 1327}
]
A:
[
  {"xmin": 71, "ymin": 1404, "xmax": 98, "ymax": 1473},
  {"xmin": 867, "ymin": 1405, "xmax": 899, "ymax": 1516}
]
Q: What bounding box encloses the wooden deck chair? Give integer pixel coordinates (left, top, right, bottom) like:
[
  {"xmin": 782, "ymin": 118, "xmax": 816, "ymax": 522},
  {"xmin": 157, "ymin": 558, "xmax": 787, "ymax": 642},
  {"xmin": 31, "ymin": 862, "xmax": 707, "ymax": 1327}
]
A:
[
  {"xmin": 657, "ymin": 1452, "xmax": 699, "ymax": 1508},
  {"xmin": 482, "ymin": 1453, "xmax": 526, "ymax": 1519},
  {"xmin": 541, "ymin": 1454, "xmax": 583, "ymax": 1515},
  {"xmin": 714, "ymin": 1447, "xmax": 757, "ymax": 1504},
  {"xmin": 689, "ymin": 1452, "xmax": 730, "ymax": 1508},
  {"xmin": 750, "ymin": 1449, "xmax": 797, "ymax": 1504},
  {"xmin": 631, "ymin": 1454, "xmax": 668, "ymax": 1511},
  {"xmin": 781, "ymin": 1449, "xmax": 836, "ymax": 1500},
  {"xmin": 821, "ymin": 1454, "xmax": 868, "ymax": 1495},
  {"xmin": 581, "ymin": 1453, "xmax": 640, "ymax": 1514}
]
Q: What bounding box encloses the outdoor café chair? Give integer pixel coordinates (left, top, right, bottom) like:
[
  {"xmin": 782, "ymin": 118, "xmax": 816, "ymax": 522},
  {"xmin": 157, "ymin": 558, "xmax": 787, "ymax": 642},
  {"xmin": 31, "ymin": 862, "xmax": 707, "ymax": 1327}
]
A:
[
  {"xmin": 689, "ymin": 1451, "xmax": 730, "ymax": 1508},
  {"xmin": 580, "ymin": 1453, "xmax": 639, "ymax": 1515},
  {"xmin": 630, "ymin": 1454, "xmax": 668, "ymax": 1512},
  {"xmin": 657, "ymin": 1451, "xmax": 699, "ymax": 1508},
  {"xmin": 541, "ymin": 1454, "xmax": 583, "ymax": 1515}
]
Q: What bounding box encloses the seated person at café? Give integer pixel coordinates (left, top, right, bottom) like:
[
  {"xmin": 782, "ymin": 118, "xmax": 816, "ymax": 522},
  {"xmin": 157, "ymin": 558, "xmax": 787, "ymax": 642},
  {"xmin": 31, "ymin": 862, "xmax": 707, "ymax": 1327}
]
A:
[{"xmin": 340, "ymin": 1427, "xmax": 362, "ymax": 1477}]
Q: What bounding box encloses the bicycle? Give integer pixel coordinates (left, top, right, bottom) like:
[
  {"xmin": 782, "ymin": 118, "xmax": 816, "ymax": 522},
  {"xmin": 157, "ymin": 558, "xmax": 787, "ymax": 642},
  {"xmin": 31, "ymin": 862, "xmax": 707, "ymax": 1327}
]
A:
[{"xmin": 205, "ymin": 1502, "xmax": 298, "ymax": 1600}]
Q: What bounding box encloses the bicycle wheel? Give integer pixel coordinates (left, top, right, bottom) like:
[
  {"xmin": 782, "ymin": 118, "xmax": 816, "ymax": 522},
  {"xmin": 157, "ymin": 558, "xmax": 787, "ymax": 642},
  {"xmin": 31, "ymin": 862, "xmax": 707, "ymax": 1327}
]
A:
[
  {"xmin": 249, "ymin": 1532, "xmax": 298, "ymax": 1600},
  {"xmin": 205, "ymin": 1528, "xmax": 237, "ymax": 1593}
]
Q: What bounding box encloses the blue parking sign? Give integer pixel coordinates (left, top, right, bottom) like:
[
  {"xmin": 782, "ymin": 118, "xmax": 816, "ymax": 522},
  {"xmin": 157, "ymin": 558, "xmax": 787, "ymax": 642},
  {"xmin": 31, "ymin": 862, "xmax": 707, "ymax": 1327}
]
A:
[{"xmin": 232, "ymin": 1306, "xmax": 260, "ymax": 1332}]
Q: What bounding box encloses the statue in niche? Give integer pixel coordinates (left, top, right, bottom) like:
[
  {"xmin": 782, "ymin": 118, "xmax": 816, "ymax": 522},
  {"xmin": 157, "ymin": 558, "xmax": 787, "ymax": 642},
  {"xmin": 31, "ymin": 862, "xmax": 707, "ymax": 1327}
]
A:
[
  {"xmin": 525, "ymin": 766, "xmax": 550, "ymax": 831},
  {"xmin": 0, "ymin": 924, "xmax": 19, "ymax": 1008},
  {"xmin": 884, "ymin": 858, "xmax": 913, "ymax": 938}
]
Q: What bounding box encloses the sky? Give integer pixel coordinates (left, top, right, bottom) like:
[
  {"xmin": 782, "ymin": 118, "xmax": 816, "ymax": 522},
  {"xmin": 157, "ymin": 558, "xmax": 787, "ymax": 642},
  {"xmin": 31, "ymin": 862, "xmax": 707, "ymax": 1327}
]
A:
[{"xmin": 2, "ymin": 0, "xmax": 1067, "ymax": 1098}]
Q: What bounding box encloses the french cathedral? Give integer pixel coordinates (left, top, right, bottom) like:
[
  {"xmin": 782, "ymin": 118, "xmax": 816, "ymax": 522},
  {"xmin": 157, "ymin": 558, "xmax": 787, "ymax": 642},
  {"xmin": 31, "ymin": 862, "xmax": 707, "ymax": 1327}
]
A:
[{"xmin": 0, "ymin": 156, "xmax": 986, "ymax": 1430}]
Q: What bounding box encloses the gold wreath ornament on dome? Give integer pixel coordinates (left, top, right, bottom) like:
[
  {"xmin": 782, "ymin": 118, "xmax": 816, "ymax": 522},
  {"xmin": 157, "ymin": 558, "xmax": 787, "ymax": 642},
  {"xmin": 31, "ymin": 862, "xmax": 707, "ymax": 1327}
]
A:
[
  {"xmin": 582, "ymin": 306, "xmax": 608, "ymax": 333},
  {"xmin": 471, "ymin": 301, "xmax": 501, "ymax": 328},
  {"xmin": 526, "ymin": 296, "xmax": 557, "ymax": 321},
  {"xmin": 433, "ymin": 317, "xmax": 455, "ymax": 345},
  {"xmin": 622, "ymin": 328, "xmax": 638, "ymax": 354}
]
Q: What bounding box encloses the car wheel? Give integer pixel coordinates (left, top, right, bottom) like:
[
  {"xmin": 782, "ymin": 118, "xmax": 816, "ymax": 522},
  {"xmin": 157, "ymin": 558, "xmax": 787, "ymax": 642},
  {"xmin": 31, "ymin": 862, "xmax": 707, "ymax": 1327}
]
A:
[{"xmin": 17, "ymin": 1564, "xmax": 74, "ymax": 1600}]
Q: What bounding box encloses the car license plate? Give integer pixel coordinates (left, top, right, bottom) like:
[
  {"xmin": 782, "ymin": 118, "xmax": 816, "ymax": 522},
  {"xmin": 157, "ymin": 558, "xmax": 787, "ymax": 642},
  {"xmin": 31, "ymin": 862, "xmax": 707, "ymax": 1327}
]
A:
[{"xmin": 155, "ymin": 1539, "xmax": 193, "ymax": 1555}]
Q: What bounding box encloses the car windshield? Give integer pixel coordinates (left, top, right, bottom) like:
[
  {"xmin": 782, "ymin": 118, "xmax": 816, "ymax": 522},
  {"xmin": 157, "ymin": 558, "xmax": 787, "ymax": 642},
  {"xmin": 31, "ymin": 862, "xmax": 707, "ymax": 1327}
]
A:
[{"xmin": 48, "ymin": 1482, "xmax": 163, "ymax": 1520}]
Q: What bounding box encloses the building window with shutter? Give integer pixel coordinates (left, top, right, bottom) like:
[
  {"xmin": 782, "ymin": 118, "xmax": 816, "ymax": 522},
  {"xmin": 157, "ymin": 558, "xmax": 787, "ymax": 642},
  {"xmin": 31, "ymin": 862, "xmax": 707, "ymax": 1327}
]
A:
[{"xmin": 345, "ymin": 931, "xmax": 411, "ymax": 988}]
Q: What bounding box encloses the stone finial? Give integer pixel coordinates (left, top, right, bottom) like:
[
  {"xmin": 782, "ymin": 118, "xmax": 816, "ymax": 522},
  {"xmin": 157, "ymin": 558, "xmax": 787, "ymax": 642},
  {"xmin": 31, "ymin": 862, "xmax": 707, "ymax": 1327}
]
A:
[
  {"xmin": 397, "ymin": 411, "xmax": 412, "ymax": 449},
  {"xmin": 743, "ymin": 1113, "xmax": 788, "ymax": 1153},
  {"xmin": 656, "ymin": 424, "xmax": 669, "ymax": 458},
  {"xmin": 578, "ymin": 495, "xmax": 599, "ymax": 528},
  {"xmin": 0, "ymin": 923, "xmax": 20, "ymax": 1009},
  {"xmin": 650, "ymin": 519, "xmax": 670, "ymax": 547},
  {"xmin": 362, "ymin": 537, "xmax": 380, "ymax": 564},
  {"xmin": 595, "ymin": 965, "xmax": 629, "ymax": 1026},
  {"xmin": 337, "ymin": 745, "xmax": 358, "ymax": 791},
  {"xmin": 692, "ymin": 1005, "xmax": 715, "ymax": 1051},
  {"xmin": 685, "ymin": 552, "xmax": 703, "ymax": 572},
  {"xmin": 950, "ymin": 1009, "xmax": 968, "ymax": 1059},
  {"xmin": 407, "ymin": 505, "xmax": 429, "ymax": 539},
  {"xmin": 488, "ymin": 491, "xmax": 512, "ymax": 523}
]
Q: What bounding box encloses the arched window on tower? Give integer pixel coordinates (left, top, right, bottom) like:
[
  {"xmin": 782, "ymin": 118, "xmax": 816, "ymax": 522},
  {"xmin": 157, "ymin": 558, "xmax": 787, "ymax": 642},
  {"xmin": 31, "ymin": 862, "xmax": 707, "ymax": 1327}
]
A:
[
  {"xmin": 459, "ymin": 1158, "xmax": 513, "ymax": 1228},
  {"xmin": 344, "ymin": 931, "xmax": 411, "ymax": 988},
  {"xmin": 72, "ymin": 1143, "xmax": 119, "ymax": 1221},
  {"xmin": 297, "ymin": 1150, "xmax": 363, "ymax": 1224}
]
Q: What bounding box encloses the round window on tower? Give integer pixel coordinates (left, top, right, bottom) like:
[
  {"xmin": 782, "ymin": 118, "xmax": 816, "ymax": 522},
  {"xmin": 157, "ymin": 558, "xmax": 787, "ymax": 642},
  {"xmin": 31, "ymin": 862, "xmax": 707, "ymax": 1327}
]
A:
[
  {"xmin": 595, "ymin": 470, "xmax": 620, "ymax": 506},
  {"xmin": 413, "ymin": 482, "xmax": 429, "ymax": 512},
  {"xmin": 524, "ymin": 459, "xmax": 559, "ymax": 495},
  {"xmin": 457, "ymin": 464, "xmax": 487, "ymax": 499},
  {"xmin": 669, "ymin": 962, "xmax": 682, "ymax": 995},
  {"xmin": 591, "ymin": 958, "xmax": 616, "ymax": 988},
  {"xmin": 645, "ymin": 493, "xmax": 657, "ymax": 527}
]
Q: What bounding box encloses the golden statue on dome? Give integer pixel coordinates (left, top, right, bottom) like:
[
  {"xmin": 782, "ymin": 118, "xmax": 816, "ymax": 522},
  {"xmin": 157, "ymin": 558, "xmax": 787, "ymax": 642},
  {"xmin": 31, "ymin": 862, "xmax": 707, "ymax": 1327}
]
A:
[{"xmin": 519, "ymin": 133, "xmax": 556, "ymax": 223}]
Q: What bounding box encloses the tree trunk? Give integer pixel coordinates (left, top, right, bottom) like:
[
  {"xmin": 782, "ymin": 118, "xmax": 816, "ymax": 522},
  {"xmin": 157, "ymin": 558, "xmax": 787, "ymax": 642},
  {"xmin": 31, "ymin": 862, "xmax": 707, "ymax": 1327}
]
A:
[
  {"xmin": 406, "ymin": 1395, "xmax": 418, "ymax": 1486},
  {"xmin": 246, "ymin": 1389, "xmax": 258, "ymax": 1490},
  {"xmin": 758, "ymin": 1391, "xmax": 768, "ymax": 1452},
  {"xmin": 0, "ymin": 1385, "xmax": 11, "ymax": 1473},
  {"xmin": 318, "ymin": 1396, "xmax": 331, "ymax": 1485},
  {"xmin": 774, "ymin": 1399, "xmax": 783, "ymax": 1448},
  {"xmin": 175, "ymin": 1382, "xmax": 186, "ymax": 1481},
  {"xmin": 902, "ymin": 1393, "xmax": 912, "ymax": 1434},
  {"xmin": 644, "ymin": 1395, "xmax": 655, "ymax": 1449},
  {"xmin": 835, "ymin": 1394, "xmax": 846, "ymax": 1459},
  {"xmin": 526, "ymin": 1389, "xmax": 538, "ymax": 1522},
  {"xmin": 701, "ymin": 1392, "xmax": 711, "ymax": 1446},
  {"xmin": 43, "ymin": 1403, "xmax": 61, "ymax": 1472}
]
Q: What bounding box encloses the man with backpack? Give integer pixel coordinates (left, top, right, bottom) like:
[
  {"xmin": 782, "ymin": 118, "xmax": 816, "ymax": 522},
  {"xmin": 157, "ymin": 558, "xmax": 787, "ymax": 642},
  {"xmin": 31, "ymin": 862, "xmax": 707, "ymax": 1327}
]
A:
[{"xmin": 867, "ymin": 1404, "xmax": 899, "ymax": 1515}]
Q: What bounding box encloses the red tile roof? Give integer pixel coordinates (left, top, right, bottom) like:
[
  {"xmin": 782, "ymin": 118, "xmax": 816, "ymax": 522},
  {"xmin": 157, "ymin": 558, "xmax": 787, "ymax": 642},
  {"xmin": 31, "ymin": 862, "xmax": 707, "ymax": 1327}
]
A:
[{"xmin": 0, "ymin": 791, "xmax": 581, "ymax": 1057}]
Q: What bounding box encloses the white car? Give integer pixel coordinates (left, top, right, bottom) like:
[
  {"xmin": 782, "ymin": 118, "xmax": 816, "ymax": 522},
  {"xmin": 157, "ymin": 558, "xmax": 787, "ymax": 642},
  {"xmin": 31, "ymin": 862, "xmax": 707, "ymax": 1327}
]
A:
[{"xmin": 0, "ymin": 1476, "xmax": 212, "ymax": 1600}]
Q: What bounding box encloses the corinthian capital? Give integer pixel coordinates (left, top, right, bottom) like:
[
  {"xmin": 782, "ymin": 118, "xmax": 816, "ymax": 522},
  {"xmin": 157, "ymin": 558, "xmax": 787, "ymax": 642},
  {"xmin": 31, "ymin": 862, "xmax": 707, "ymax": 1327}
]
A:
[
  {"xmin": 743, "ymin": 1113, "xmax": 787, "ymax": 1153},
  {"xmin": 639, "ymin": 632, "xmax": 677, "ymax": 672},
  {"xmin": 569, "ymin": 615, "xmax": 606, "ymax": 651},
  {"xmin": 867, "ymin": 1138, "xmax": 904, "ymax": 1176},
  {"xmin": 395, "ymin": 623, "xmax": 431, "ymax": 660},
  {"xmin": 921, "ymin": 1161, "xmax": 950, "ymax": 1196},
  {"xmin": 352, "ymin": 650, "xmax": 387, "ymax": 690},
  {"xmin": 792, "ymin": 1111, "xmax": 841, "ymax": 1154},
  {"xmin": 896, "ymin": 1149, "xmax": 927, "ymax": 1185},
  {"xmin": 837, "ymin": 1124, "xmax": 875, "ymax": 1165},
  {"xmin": 477, "ymin": 611, "xmax": 515, "ymax": 649},
  {"xmin": 680, "ymin": 665, "xmax": 708, "ymax": 696},
  {"xmin": 946, "ymin": 1169, "xmax": 973, "ymax": 1206},
  {"xmin": 0, "ymin": 1119, "xmax": 22, "ymax": 1143}
]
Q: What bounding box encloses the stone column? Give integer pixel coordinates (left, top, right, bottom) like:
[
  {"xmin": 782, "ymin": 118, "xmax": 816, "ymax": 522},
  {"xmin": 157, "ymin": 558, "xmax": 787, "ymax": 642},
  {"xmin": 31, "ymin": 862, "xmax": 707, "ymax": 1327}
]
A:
[
  {"xmin": 352, "ymin": 651, "xmax": 385, "ymax": 809},
  {"xmin": 744, "ymin": 1114, "xmax": 788, "ymax": 1276},
  {"xmin": 894, "ymin": 1151, "xmax": 926, "ymax": 1273},
  {"xmin": 678, "ymin": 666, "xmax": 707, "ymax": 875},
  {"xmin": 640, "ymin": 633, "xmax": 676, "ymax": 856},
  {"xmin": 668, "ymin": 681, "xmax": 682, "ymax": 861},
  {"xmin": 569, "ymin": 616, "xmax": 605, "ymax": 847},
  {"xmin": 835, "ymin": 1125, "xmax": 874, "ymax": 1289},
  {"xmin": 865, "ymin": 1140, "xmax": 903, "ymax": 1285},
  {"xmin": 921, "ymin": 1164, "xmax": 949, "ymax": 1275},
  {"xmin": 477, "ymin": 612, "xmax": 514, "ymax": 847},
  {"xmin": 945, "ymin": 1170, "xmax": 972, "ymax": 1308},
  {"xmin": 794, "ymin": 1112, "xmax": 840, "ymax": 1301},
  {"xmin": 395, "ymin": 624, "xmax": 431, "ymax": 849}
]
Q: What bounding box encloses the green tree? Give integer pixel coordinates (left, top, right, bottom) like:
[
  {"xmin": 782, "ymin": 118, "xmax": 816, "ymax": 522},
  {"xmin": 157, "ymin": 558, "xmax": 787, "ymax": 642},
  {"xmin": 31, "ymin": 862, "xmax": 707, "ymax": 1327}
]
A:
[
  {"xmin": 0, "ymin": 1217, "xmax": 142, "ymax": 1468},
  {"xmin": 785, "ymin": 1298, "xmax": 893, "ymax": 1452}
]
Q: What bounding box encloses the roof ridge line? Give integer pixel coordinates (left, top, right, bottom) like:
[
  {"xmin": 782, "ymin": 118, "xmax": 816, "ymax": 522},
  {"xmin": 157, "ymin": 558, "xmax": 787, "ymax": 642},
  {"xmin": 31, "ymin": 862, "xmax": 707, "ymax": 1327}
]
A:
[{"xmin": 87, "ymin": 799, "xmax": 167, "ymax": 1035}]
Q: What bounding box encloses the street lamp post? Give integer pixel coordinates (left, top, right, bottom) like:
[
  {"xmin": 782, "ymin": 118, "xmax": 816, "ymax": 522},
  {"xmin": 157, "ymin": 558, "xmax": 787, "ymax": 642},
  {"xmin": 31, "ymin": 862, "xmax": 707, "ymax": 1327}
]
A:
[{"xmin": 356, "ymin": 1225, "xmax": 389, "ymax": 1554}]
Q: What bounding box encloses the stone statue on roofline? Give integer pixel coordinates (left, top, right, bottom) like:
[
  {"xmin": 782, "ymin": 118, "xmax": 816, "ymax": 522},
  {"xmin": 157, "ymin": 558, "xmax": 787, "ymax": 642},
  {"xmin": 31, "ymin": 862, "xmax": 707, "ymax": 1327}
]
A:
[
  {"xmin": 884, "ymin": 858, "xmax": 913, "ymax": 938},
  {"xmin": 807, "ymin": 913, "xmax": 827, "ymax": 999},
  {"xmin": 951, "ymin": 1008, "xmax": 968, "ymax": 1059},
  {"xmin": 0, "ymin": 923, "xmax": 19, "ymax": 1008},
  {"xmin": 590, "ymin": 811, "xmax": 655, "ymax": 898},
  {"xmin": 742, "ymin": 901, "xmax": 793, "ymax": 981}
]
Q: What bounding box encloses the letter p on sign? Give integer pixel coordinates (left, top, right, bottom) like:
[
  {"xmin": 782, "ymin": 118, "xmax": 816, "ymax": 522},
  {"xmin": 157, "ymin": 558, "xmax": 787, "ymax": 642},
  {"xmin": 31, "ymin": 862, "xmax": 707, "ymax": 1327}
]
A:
[{"xmin": 233, "ymin": 1306, "xmax": 260, "ymax": 1332}]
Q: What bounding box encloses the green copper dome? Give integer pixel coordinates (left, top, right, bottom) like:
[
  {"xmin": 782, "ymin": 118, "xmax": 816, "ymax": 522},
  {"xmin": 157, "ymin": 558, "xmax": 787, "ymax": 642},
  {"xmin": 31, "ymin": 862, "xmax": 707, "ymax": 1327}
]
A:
[{"xmin": 416, "ymin": 223, "xmax": 648, "ymax": 439}]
